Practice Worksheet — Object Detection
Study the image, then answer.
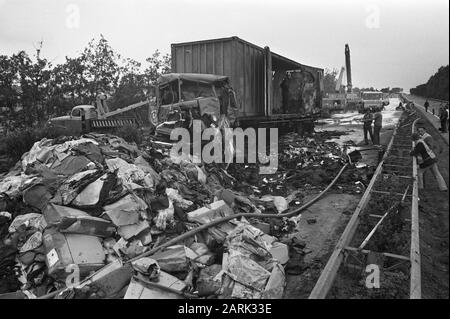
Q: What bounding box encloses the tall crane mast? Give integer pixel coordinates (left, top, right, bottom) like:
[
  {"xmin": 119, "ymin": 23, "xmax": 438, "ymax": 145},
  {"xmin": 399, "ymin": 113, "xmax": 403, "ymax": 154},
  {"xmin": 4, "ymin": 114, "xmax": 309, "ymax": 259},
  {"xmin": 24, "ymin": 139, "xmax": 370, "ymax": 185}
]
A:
[{"xmin": 345, "ymin": 44, "xmax": 352, "ymax": 93}]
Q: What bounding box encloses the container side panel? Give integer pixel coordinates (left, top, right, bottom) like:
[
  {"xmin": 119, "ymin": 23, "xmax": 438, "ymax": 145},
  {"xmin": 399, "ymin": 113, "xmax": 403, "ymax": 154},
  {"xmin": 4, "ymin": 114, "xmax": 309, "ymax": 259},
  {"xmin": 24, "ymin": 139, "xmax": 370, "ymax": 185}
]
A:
[
  {"xmin": 175, "ymin": 48, "xmax": 185, "ymax": 73},
  {"xmin": 244, "ymin": 45, "xmax": 252, "ymax": 115},
  {"xmin": 236, "ymin": 42, "xmax": 245, "ymax": 114},
  {"xmin": 201, "ymin": 44, "xmax": 207, "ymax": 74},
  {"xmin": 223, "ymin": 42, "xmax": 233, "ymax": 79},
  {"xmin": 185, "ymin": 45, "xmax": 193, "ymax": 73},
  {"xmin": 171, "ymin": 38, "xmax": 269, "ymax": 117},
  {"xmin": 214, "ymin": 42, "xmax": 223, "ymax": 75},
  {"xmin": 206, "ymin": 43, "xmax": 214, "ymax": 74},
  {"xmin": 192, "ymin": 45, "xmax": 200, "ymax": 73}
]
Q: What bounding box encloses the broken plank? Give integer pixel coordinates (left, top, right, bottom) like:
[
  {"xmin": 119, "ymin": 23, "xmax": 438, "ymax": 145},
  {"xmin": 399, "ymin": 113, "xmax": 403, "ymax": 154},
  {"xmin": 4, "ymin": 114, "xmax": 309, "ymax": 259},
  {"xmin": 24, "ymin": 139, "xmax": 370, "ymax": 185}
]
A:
[{"xmin": 344, "ymin": 246, "xmax": 410, "ymax": 262}]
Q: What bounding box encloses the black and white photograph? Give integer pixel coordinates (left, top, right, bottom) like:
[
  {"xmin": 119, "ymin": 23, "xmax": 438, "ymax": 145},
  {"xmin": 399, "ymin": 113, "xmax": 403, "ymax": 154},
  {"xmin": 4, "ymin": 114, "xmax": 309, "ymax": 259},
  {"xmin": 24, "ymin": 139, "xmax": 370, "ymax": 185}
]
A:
[{"xmin": 0, "ymin": 0, "xmax": 448, "ymax": 306}]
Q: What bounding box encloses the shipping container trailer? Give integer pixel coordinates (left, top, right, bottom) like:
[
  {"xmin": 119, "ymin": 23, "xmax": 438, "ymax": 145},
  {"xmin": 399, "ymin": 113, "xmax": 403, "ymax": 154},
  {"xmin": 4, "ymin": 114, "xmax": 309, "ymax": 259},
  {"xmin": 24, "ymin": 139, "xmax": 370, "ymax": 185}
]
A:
[{"xmin": 171, "ymin": 36, "xmax": 324, "ymax": 127}]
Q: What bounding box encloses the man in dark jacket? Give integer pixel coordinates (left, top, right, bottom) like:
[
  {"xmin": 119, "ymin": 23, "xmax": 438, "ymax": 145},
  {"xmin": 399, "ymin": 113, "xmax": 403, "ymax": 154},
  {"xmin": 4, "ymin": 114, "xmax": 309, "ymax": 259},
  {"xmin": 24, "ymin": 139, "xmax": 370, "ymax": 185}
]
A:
[
  {"xmin": 361, "ymin": 108, "xmax": 374, "ymax": 145},
  {"xmin": 410, "ymin": 132, "xmax": 447, "ymax": 191},
  {"xmin": 372, "ymin": 107, "xmax": 383, "ymax": 145},
  {"xmin": 424, "ymin": 100, "xmax": 429, "ymax": 113}
]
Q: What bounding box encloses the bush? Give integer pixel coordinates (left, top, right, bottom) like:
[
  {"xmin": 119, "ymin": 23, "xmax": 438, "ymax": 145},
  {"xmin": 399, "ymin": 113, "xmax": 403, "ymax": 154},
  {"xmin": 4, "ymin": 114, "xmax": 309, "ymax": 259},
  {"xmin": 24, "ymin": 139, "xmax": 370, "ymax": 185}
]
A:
[
  {"xmin": 0, "ymin": 123, "xmax": 142, "ymax": 171},
  {"xmin": 113, "ymin": 124, "xmax": 142, "ymax": 144},
  {"xmin": 0, "ymin": 125, "xmax": 69, "ymax": 163}
]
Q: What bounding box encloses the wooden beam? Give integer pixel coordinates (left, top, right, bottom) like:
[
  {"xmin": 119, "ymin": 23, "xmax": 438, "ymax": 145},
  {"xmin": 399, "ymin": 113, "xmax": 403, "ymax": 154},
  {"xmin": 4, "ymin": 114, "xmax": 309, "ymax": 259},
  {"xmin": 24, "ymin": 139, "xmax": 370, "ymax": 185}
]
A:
[
  {"xmin": 371, "ymin": 190, "xmax": 412, "ymax": 197},
  {"xmin": 345, "ymin": 263, "xmax": 408, "ymax": 274},
  {"xmin": 383, "ymin": 163, "xmax": 412, "ymax": 168},
  {"xmin": 344, "ymin": 246, "xmax": 410, "ymax": 262}
]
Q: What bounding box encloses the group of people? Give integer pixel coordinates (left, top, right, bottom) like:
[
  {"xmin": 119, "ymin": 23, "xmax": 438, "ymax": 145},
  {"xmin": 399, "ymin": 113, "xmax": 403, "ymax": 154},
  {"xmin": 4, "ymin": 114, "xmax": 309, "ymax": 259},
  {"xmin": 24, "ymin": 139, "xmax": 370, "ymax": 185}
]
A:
[
  {"xmin": 358, "ymin": 100, "xmax": 447, "ymax": 192},
  {"xmin": 361, "ymin": 107, "xmax": 383, "ymax": 145},
  {"xmin": 424, "ymin": 99, "xmax": 449, "ymax": 133}
]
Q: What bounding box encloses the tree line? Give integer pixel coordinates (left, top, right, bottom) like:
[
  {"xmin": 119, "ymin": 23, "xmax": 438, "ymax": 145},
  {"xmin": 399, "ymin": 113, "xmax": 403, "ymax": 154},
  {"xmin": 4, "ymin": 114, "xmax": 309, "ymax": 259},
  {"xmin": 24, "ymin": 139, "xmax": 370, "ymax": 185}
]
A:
[
  {"xmin": 0, "ymin": 35, "xmax": 171, "ymax": 132},
  {"xmin": 410, "ymin": 65, "xmax": 449, "ymax": 101}
]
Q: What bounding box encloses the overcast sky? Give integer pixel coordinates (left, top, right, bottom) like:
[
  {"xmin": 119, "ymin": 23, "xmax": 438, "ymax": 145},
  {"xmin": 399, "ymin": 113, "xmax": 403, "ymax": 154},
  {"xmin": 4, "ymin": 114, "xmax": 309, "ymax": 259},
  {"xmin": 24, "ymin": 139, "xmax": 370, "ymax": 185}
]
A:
[{"xmin": 0, "ymin": 0, "xmax": 448, "ymax": 91}]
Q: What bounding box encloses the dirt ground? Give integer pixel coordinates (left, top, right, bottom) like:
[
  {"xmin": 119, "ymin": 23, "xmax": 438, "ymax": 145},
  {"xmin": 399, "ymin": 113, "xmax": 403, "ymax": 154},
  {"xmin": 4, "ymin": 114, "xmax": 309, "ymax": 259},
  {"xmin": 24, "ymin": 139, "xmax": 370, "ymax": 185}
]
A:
[
  {"xmin": 284, "ymin": 100, "xmax": 402, "ymax": 297},
  {"xmin": 283, "ymin": 193, "xmax": 360, "ymax": 298},
  {"xmin": 282, "ymin": 106, "xmax": 401, "ymax": 299},
  {"xmin": 416, "ymin": 116, "xmax": 449, "ymax": 299},
  {"xmin": 326, "ymin": 104, "xmax": 449, "ymax": 299}
]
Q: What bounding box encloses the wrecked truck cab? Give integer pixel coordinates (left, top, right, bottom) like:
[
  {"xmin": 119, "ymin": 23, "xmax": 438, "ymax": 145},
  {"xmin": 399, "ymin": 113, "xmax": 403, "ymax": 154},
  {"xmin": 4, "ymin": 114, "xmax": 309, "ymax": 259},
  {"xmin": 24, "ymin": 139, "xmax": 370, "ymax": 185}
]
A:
[
  {"xmin": 154, "ymin": 73, "xmax": 238, "ymax": 139},
  {"xmin": 48, "ymin": 105, "xmax": 98, "ymax": 134}
]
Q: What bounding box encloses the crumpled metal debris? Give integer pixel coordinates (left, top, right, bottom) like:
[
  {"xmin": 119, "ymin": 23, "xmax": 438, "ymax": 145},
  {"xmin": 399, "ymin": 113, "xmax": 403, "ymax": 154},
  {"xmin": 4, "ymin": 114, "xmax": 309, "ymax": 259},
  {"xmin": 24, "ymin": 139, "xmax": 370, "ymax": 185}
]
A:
[{"xmin": 0, "ymin": 127, "xmax": 368, "ymax": 299}]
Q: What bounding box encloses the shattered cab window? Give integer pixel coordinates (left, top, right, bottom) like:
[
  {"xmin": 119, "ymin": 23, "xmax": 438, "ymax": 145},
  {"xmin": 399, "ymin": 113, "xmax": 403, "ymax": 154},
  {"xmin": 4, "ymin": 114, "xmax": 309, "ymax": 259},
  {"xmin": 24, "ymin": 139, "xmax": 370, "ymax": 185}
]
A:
[
  {"xmin": 181, "ymin": 80, "xmax": 215, "ymax": 101},
  {"xmin": 71, "ymin": 108, "xmax": 82, "ymax": 117},
  {"xmin": 160, "ymin": 81, "xmax": 179, "ymax": 105}
]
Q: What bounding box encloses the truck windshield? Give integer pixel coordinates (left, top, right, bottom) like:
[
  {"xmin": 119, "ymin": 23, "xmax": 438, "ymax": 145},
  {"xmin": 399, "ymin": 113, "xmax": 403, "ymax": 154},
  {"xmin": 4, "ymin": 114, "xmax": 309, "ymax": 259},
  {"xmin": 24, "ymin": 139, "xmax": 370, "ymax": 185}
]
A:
[
  {"xmin": 181, "ymin": 80, "xmax": 215, "ymax": 101},
  {"xmin": 160, "ymin": 81, "xmax": 179, "ymax": 105},
  {"xmin": 362, "ymin": 92, "xmax": 383, "ymax": 100}
]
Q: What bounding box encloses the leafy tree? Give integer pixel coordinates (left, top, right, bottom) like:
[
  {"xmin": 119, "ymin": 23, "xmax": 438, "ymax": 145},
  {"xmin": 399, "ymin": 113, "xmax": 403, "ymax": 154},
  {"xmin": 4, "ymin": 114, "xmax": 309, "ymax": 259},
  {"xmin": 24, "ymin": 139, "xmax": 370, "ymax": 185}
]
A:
[
  {"xmin": 0, "ymin": 55, "xmax": 20, "ymax": 116},
  {"xmin": 12, "ymin": 47, "xmax": 52, "ymax": 126},
  {"xmin": 0, "ymin": 34, "xmax": 173, "ymax": 132},
  {"xmin": 144, "ymin": 49, "xmax": 171, "ymax": 85},
  {"xmin": 411, "ymin": 65, "xmax": 449, "ymax": 100},
  {"xmin": 81, "ymin": 34, "xmax": 121, "ymax": 103},
  {"xmin": 323, "ymin": 68, "xmax": 339, "ymax": 94},
  {"xmin": 108, "ymin": 58, "xmax": 146, "ymax": 109}
]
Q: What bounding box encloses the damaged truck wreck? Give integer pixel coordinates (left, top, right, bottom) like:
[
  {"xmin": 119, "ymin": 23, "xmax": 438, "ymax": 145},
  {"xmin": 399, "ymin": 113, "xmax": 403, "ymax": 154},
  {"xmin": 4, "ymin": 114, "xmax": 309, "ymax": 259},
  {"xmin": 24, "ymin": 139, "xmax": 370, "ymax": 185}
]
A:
[
  {"xmin": 153, "ymin": 37, "xmax": 324, "ymax": 139},
  {"xmin": 153, "ymin": 73, "xmax": 239, "ymax": 139},
  {"xmin": 0, "ymin": 37, "xmax": 348, "ymax": 300}
]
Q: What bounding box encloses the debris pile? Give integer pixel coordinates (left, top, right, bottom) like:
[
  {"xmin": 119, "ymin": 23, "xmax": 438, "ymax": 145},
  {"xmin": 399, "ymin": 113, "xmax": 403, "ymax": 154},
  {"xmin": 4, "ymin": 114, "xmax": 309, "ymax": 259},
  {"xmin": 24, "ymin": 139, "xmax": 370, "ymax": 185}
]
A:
[
  {"xmin": 226, "ymin": 132, "xmax": 371, "ymax": 196},
  {"xmin": 0, "ymin": 131, "xmax": 371, "ymax": 299}
]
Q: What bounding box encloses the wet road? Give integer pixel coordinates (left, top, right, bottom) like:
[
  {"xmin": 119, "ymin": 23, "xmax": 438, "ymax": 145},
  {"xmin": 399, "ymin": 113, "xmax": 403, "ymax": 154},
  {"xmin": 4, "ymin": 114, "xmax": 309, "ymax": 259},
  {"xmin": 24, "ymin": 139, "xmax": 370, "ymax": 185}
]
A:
[{"xmin": 316, "ymin": 98, "xmax": 404, "ymax": 146}]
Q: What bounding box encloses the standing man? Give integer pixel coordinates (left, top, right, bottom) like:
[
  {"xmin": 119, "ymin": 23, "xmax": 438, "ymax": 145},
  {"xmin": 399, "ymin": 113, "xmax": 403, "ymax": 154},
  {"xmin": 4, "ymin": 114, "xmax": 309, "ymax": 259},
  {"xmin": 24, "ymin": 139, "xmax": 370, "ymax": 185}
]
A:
[
  {"xmin": 417, "ymin": 122, "xmax": 440, "ymax": 154},
  {"xmin": 410, "ymin": 132, "xmax": 447, "ymax": 191},
  {"xmin": 439, "ymin": 104, "xmax": 448, "ymax": 133},
  {"xmin": 373, "ymin": 107, "xmax": 383, "ymax": 145},
  {"xmin": 424, "ymin": 100, "xmax": 429, "ymax": 113},
  {"xmin": 362, "ymin": 108, "xmax": 374, "ymax": 145}
]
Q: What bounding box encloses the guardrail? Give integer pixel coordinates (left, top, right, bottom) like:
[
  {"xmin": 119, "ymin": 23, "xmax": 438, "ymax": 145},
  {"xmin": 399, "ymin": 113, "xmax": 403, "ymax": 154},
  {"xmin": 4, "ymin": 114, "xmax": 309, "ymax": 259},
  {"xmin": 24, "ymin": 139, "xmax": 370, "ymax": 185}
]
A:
[{"xmin": 309, "ymin": 108, "xmax": 422, "ymax": 299}]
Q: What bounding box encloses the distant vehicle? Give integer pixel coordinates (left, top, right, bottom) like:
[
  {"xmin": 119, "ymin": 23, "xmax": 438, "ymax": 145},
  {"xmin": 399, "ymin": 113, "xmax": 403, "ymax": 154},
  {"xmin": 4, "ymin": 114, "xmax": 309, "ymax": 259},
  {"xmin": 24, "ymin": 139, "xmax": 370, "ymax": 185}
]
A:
[
  {"xmin": 47, "ymin": 96, "xmax": 152, "ymax": 135},
  {"xmin": 359, "ymin": 91, "xmax": 387, "ymax": 113},
  {"xmin": 382, "ymin": 93, "xmax": 390, "ymax": 107}
]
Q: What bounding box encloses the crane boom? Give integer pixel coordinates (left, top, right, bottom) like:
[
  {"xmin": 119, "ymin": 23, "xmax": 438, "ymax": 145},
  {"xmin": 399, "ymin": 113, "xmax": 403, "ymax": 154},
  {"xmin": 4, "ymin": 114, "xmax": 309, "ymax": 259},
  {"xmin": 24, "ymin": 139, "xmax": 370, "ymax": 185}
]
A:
[
  {"xmin": 345, "ymin": 44, "xmax": 352, "ymax": 93},
  {"xmin": 336, "ymin": 66, "xmax": 345, "ymax": 92}
]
